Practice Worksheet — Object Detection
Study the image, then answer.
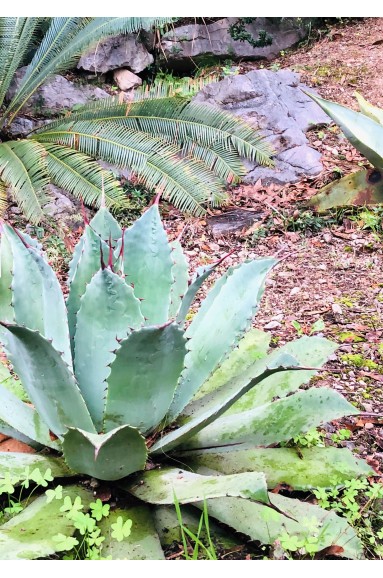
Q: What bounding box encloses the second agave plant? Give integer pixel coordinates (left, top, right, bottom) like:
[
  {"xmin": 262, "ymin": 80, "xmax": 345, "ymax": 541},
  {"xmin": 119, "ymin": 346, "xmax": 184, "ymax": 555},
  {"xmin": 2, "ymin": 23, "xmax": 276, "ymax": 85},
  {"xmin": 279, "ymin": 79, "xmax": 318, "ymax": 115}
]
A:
[{"xmin": 0, "ymin": 201, "xmax": 373, "ymax": 559}]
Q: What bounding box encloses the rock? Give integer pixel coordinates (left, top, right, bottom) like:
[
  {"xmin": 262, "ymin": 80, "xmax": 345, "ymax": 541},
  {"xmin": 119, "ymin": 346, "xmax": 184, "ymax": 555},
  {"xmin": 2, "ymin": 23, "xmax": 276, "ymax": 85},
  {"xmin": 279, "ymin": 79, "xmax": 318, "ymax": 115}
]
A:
[
  {"xmin": 207, "ymin": 209, "xmax": 263, "ymax": 236},
  {"xmin": 43, "ymin": 185, "xmax": 84, "ymax": 230},
  {"xmin": 78, "ymin": 35, "xmax": 153, "ymax": 74},
  {"xmin": 193, "ymin": 69, "xmax": 330, "ymax": 185},
  {"xmin": 7, "ymin": 117, "xmax": 51, "ymax": 137},
  {"xmin": 113, "ymin": 68, "xmax": 142, "ymax": 91},
  {"xmin": 6, "ymin": 67, "xmax": 109, "ymax": 116},
  {"xmin": 290, "ymin": 287, "xmax": 300, "ymax": 296},
  {"xmin": 264, "ymin": 321, "xmax": 281, "ymax": 330},
  {"xmin": 160, "ymin": 17, "xmax": 310, "ymax": 70}
]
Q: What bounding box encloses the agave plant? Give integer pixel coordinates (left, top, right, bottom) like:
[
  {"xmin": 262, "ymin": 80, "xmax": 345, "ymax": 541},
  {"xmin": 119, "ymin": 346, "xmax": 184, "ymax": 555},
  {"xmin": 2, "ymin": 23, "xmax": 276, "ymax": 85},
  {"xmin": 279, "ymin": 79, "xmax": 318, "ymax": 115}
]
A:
[
  {"xmin": 0, "ymin": 203, "xmax": 372, "ymax": 559},
  {"xmin": 307, "ymin": 92, "xmax": 383, "ymax": 210},
  {"xmin": 0, "ymin": 17, "xmax": 273, "ymax": 223}
]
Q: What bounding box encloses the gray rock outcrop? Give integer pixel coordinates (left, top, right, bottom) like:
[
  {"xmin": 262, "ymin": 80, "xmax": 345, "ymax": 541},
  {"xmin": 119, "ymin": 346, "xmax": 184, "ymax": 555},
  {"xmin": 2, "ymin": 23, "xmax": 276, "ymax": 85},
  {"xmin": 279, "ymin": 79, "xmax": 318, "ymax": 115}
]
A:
[
  {"xmin": 7, "ymin": 68, "xmax": 109, "ymax": 116},
  {"xmin": 193, "ymin": 69, "xmax": 330, "ymax": 185},
  {"xmin": 78, "ymin": 35, "xmax": 153, "ymax": 74},
  {"xmin": 159, "ymin": 18, "xmax": 309, "ymax": 70}
]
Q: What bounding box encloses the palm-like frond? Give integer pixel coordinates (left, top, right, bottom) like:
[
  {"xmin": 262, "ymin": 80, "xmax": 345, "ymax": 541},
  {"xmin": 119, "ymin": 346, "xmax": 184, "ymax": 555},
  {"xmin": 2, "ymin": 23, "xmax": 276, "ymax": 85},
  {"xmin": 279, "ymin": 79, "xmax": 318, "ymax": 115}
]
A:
[
  {"xmin": 0, "ymin": 18, "xmax": 273, "ymax": 221},
  {"xmin": 38, "ymin": 95, "xmax": 273, "ymax": 167},
  {"xmin": 0, "ymin": 140, "xmax": 49, "ymax": 223},
  {"xmin": 3, "ymin": 17, "xmax": 174, "ymax": 125},
  {"xmin": 0, "ymin": 18, "xmax": 43, "ymax": 108},
  {"xmin": 34, "ymin": 122, "xmax": 226, "ymax": 215},
  {"xmin": 44, "ymin": 143, "xmax": 126, "ymax": 209}
]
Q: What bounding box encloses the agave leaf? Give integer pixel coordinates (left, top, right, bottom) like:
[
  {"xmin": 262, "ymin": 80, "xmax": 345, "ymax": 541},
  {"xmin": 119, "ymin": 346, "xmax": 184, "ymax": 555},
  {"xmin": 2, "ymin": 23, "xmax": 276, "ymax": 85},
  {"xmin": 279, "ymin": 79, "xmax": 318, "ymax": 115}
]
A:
[
  {"xmin": 168, "ymin": 239, "xmax": 189, "ymax": 319},
  {"xmin": 180, "ymin": 446, "xmax": 373, "ymax": 491},
  {"xmin": 307, "ymin": 169, "xmax": 383, "ymax": 211},
  {"xmin": 197, "ymin": 489, "xmax": 363, "ymax": 559},
  {"xmin": 0, "ymin": 360, "xmax": 27, "ymax": 401},
  {"xmin": 0, "ymin": 232, "xmax": 14, "ymax": 323},
  {"xmin": 168, "ymin": 258, "xmax": 277, "ymax": 421},
  {"xmin": 0, "ymin": 383, "xmax": 58, "ymax": 449},
  {"xmin": 122, "ymin": 203, "xmax": 173, "ymax": 325},
  {"xmin": 192, "ymin": 328, "xmax": 271, "ymax": 402},
  {"xmin": 175, "ymin": 262, "xmax": 220, "ymax": 324},
  {"xmin": 89, "ymin": 205, "xmax": 122, "ymax": 243},
  {"xmin": 150, "ymin": 353, "xmax": 298, "ymax": 456},
  {"xmin": 62, "ymin": 425, "xmax": 147, "ymax": 481},
  {"xmin": 0, "ymin": 485, "xmax": 93, "ymax": 560},
  {"xmin": 1, "ymin": 324, "xmax": 95, "ymax": 437},
  {"xmin": 100, "ymin": 506, "xmax": 165, "ymax": 560},
  {"xmin": 153, "ymin": 504, "xmax": 239, "ymax": 550},
  {"xmin": 104, "ymin": 324, "xmax": 186, "ymax": 434},
  {"xmin": 3, "ymin": 224, "xmax": 72, "ymax": 367},
  {"xmin": 307, "ymin": 92, "xmax": 383, "ymax": 170},
  {"xmin": 66, "ymin": 225, "xmax": 109, "ymax": 345},
  {"xmin": 74, "ymin": 268, "xmax": 143, "ymax": 431},
  {"xmin": 355, "ymin": 92, "xmax": 383, "ymax": 126},
  {"xmin": 0, "ymin": 453, "xmax": 73, "ymax": 480},
  {"xmin": 181, "ymin": 387, "xmax": 358, "ymax": 450},
  {"xmin": 126, "ymin": 468, "xmax": 269, "ymax": 506},
  {"xmin": 226, "ymin": 336, "xmax": 337, "ymax": 413}
]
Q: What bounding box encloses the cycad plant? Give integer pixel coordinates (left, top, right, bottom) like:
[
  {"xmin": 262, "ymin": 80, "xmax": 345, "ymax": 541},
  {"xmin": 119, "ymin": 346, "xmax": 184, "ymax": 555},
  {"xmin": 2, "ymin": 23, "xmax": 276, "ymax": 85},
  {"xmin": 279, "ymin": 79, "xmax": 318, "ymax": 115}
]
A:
[
  {"xmin": 0, "ymin": 202, "xmax": 372, "ymax": 559},
  {"xmin": 0, "ymin": 17, "xmax": 273, "ymax": 223}
]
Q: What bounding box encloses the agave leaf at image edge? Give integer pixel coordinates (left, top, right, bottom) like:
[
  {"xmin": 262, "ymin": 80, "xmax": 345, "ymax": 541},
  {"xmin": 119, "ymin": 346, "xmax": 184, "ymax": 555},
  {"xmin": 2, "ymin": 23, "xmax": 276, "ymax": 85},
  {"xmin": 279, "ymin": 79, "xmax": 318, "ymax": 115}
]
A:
[
  {"xmin": 104, "ymin": 324, "xmax": 186, "ymax": 434},
  {"xmin": 0, "ymin": 452, "xmax": 73, "ymax": 480},
  {"xmin": 0, "ymin": 232, "xmax": 14, "ymax": 323},
  {"xmin": 180, "ymin": 387, "xmax": 358, "ymax": 450},
  {"xmin": 0, "ymin": 382, "xmax": 58, "ymax": 449},
  {"xmin": 307, "ymin": 169, "xmax": 383, "ymax": 211},
  {"xmin": 125, "ymin": 468, "xmax": 269, "ymax": 506},
  {"xmin": 0, "ymin": 324, "xmax": 95, "ymax": 437},
  {"xmin": 179, "ymin": 446, "xmax": 374, "ymax": 490},
  {"xmin": 122, "ymin": 203, "xmax": 173, "ymax": 325},
  {"xmin": 74, "ymin": 268, "xmax": 144, "ymax": 431},
  {"xmin": 62, "ymin": 425, "xmax": 147, "ymax": 481},
  {"xmin": 168, "ymin": 258, "xmax": 277, "ymax": 421},
  {"xmin": 307, "ymin": 92, "xmax": 383, "ymax": 170},
  {"xmin": 194, "ymin": 483, "xmax": 363, "ymax": 559},
  {"xmin": 0, "ymin": 485, "xmax": 94, "ymax": 560},
  {"xmin": 2, "ymin": 224, "xmax": 72, "ymax": 367},
  {"xmin": 354, "ymin": 92, "xmax": 383, "ymax": 126}
]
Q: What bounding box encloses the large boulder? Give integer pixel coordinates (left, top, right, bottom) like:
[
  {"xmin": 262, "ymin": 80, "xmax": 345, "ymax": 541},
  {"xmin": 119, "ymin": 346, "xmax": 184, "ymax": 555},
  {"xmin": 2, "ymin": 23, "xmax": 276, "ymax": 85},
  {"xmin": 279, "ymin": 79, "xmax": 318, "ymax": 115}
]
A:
[
  {"xmin": 193, "ymin": 69, "xmax": 330, "ymax": 185},
  {"xmin": 78, "ymin": 35, "xmax": 153, "ymax": 74},
  {"xmin": 7, "ymin": 68, "xmax": 109, "ymax": 117},
  {"xmin": 159, "ymin": 17, "xmax": 309, "ymax": 70}
]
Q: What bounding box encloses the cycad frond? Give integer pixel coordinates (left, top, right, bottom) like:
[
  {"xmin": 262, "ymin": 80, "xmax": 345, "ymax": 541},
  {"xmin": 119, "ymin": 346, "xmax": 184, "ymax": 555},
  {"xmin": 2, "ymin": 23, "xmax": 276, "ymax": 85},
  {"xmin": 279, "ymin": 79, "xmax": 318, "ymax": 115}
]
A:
[
  {"xmin": 43, "ymin": 143, "xmax": 126, "ymax": 209},
  {"xmin": 4, "ymin": 17, "xmax": 174, "ymax": 124},
  {"xmin": 37, "ymin": 96, "xmax": 273, "ymax": 167},
  {"xmin": 0, "ymin": 17, "xmax": 43, "ymax": 109},
  {"xmin": 0, "ymin": 140, "xmax": 49, "ymax": 223},
  {"xmin": 0, "ymin": 179, "xmax": 8, "ymax": 216},
  {"xmin": 34, "ymin": 122, "xmax": 226, "ymax": 215}
]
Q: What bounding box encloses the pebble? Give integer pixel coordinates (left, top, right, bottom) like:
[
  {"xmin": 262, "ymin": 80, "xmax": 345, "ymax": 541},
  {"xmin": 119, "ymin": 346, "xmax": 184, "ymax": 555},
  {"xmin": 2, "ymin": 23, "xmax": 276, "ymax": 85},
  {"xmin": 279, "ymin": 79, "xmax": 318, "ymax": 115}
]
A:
[
  {"xmin": 272, "ymin": 314, "xmax": 284, "ymax": 322},
  {"xmin": 264, "ymin": 321, "xmax": 281, "ymax": 330},
  {"xmin": 362, "ymin": 403, "xmax": 373, "ymax": 412},
  {"xmin": 365, "ymin": 423, "xmax": 374, "ymax": 430},
  {"xmin": 290, "ymin": 287, "xmax": 300, "ymax": 296}
]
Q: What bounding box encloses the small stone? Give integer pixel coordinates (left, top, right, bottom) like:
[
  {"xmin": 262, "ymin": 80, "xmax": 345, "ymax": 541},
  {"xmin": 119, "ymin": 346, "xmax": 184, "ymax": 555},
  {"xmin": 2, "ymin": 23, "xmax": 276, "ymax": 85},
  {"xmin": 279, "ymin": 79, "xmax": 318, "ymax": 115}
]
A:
[
  {"xmin": 365, "ymin": 423, "xmax": 374, "ymax": 430},
  {"xmin": 362, "ymin": 403, "xmax": 373, "ymax": 412},
  {"xmin": 290, "ymin": 287, "xmax": 300, "ymax": 296},
  {"xmin": 265, "ymin": 279, "xmax": 276, "ymax": 286},
  {"xmin": 264, "ymin": 321, "xmax": 281, "ymax": 330},
  {"xmin": 323, "ymin": 233, "xmax": 332, "ymax": 243},
  {"xmin": 272, "ymin": 314, "xmax": 284, "ymax": 322},
  {"xmin": 332, "ymin": 303, "xmax": 343, "ymax": 315},
  {"xmin": 113, "ymin": 68, "xmax": 142, "ymax": 91}
]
